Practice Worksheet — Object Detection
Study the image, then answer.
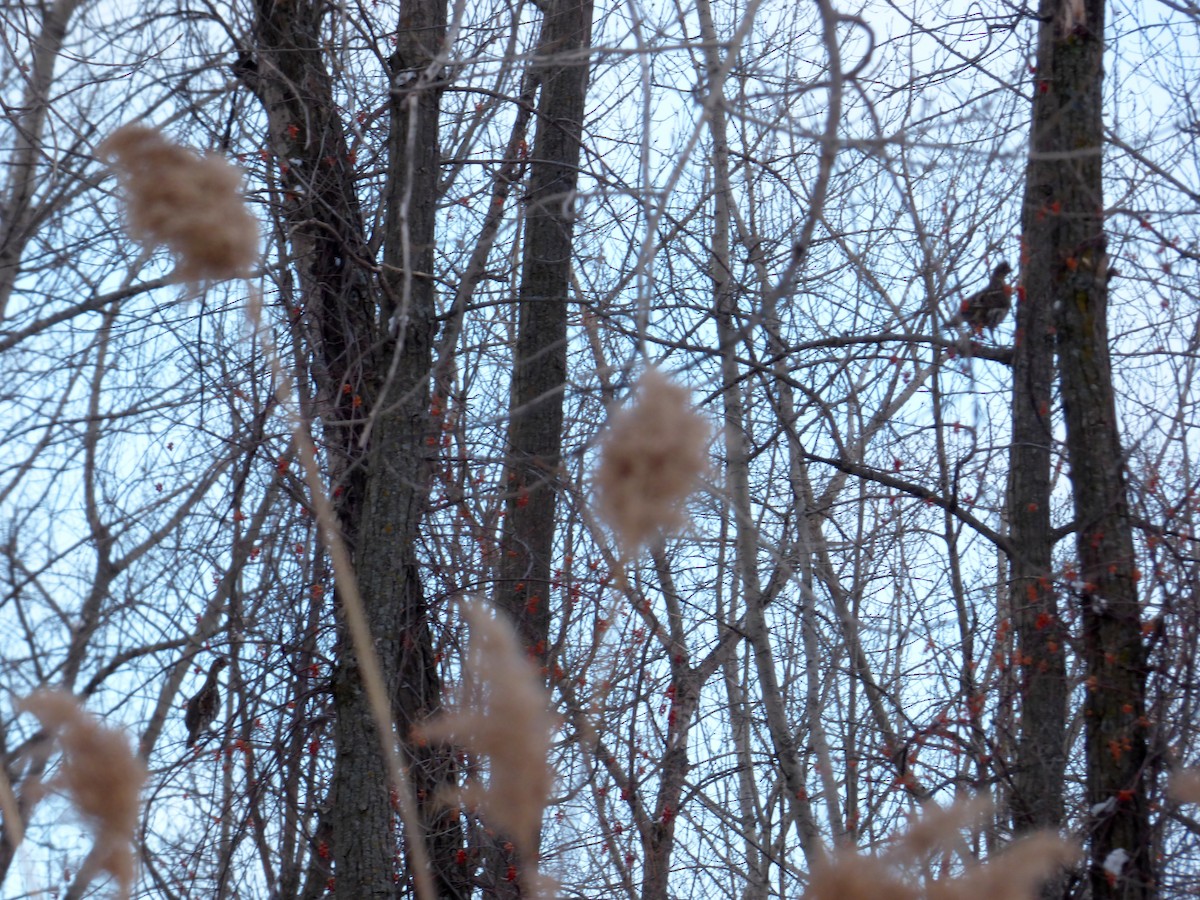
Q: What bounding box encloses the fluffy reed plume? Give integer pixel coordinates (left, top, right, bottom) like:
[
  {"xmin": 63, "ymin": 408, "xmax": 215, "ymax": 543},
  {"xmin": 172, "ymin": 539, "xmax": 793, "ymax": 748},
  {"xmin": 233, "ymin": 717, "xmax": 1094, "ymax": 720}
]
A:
[
  {"xmin": 805, "ymin": 797, "xmax": 1077, "ymax": 900},
  {"xmin": 18, "ymin": 690, "xmax": 147, "ymax": 899},
  {"xmin": 99, "ymin": 123, "xmax": 258, "ymax": 281},
  {"xmin": 1170, "ymin": 769, "xmax": 1200, "ymax": 804},
  {"xmin": 418, "ymin": 602, "xmax": 556, "ymax": 889},
  {"xmin": 594, "ymin": 368, "xmax": 710, "ymax": 551}
]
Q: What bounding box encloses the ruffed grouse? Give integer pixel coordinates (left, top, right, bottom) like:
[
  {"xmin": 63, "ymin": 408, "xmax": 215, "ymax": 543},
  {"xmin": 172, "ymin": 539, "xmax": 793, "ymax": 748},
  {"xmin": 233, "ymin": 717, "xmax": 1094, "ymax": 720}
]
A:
[
  {"xmin": 952, "ymin": 262, "xmax": 1013, "ymax": 333},
  {"xmin": 185, "ymin": 656, "xmax": 227, "ymax": 748}
]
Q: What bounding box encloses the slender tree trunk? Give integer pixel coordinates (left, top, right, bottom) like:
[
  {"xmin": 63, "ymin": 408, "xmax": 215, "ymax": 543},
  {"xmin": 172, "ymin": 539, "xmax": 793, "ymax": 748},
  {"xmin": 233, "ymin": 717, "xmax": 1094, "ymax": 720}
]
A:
[
  {"xmin": 640, "ymin": 553, "xmax": 703, "ymax": 899},
  {"xmin": 708, "ymin": 99, "xmax": 826, "ymax": 876},
  {"xmin": 497, "ymin": 0, "xmax": 595, "ymax": 660},
  {"xmin": 1010, "ymin": 0, "xmax": 1067, "ymax": 880},
  {"xmin": 698, "ymin": 0, "xmax": 830, "ymax": 869},
  {"xmin": 1029, "ymin": 0, "xmax": 1153, "ymax": 895},
  {"xmin": 492, "ymin": 0, "xmax": 593, "ymax": 892}
]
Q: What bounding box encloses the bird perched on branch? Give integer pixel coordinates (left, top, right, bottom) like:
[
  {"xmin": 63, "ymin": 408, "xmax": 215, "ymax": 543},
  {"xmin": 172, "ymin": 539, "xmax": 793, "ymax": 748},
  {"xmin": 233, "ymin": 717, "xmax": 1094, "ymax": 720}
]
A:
[
  {"xmin": 185, "ymin": 656, "xmax": 228, "ymax": 748},
  {"xmin": 951, "ymin": 262, "xmax": 1013, "ymax": 333}
]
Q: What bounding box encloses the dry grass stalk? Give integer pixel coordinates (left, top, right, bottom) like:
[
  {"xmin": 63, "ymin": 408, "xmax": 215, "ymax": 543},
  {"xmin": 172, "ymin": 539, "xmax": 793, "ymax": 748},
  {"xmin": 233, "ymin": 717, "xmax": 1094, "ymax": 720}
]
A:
[
  {"xmin": 594, "ymin": 368, "xmax": 710, "ymax": 552},
  {"xmin": 805, "ymin": 797, "xmax": 1077, "ymax": 900},
  {"xmin": 99, "ymin": 123, "xmax": 258, "ymax": 281},
  {"xmin": 418, "ymin": 601, "xmax": 556, "ymax": 888},
  {"xmin": 18, "ymin": 690, "xmax": 147, "ymax": 899}
]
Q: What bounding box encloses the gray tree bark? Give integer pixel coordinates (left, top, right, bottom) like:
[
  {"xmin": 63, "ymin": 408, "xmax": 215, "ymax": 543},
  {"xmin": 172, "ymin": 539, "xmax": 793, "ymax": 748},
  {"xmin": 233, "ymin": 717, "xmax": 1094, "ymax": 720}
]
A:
[
  {"xmin": 1009, "ymin": 0, "xmax": 1067, "ymax": 881},
  {"xmin": 491, "ymin": 0, "xmax": 594, "ymax": 893},
  {"xmin": 238, "ymin": 0, "xmax": 464, "ymax": 895},
  {"xmin": 1029, "ymin": 0, "xmax": 1153, "ymax": 895},
  {"xmin": 496, "ymin": 0, "xmax": 595, "ymax": 663}
]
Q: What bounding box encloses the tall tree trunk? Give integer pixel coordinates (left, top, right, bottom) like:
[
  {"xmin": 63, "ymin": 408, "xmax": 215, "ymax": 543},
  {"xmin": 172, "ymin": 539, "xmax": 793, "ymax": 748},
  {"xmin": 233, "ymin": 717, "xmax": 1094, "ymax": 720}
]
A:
[
  {"xmin": 1010, "ymin": 0, "xmax": 1067, "ymax": 881},
  {"xmin": 344, "ymin": 6, "xmax": 465, "ymax": 894},
  {"xmin": 1030, "ymin": 0, "xmax": 1153, "ymax": 895},
  {"xmin": 238, "ymin": 0, "xmax": 463, "ymax": 895},
  {"xmin": 496, "ymin": 0, "xmax": 594, "ymax": 659},
  {"xmin": 492, "ymin": 0, "xmax": 593, "ymax": 893}
]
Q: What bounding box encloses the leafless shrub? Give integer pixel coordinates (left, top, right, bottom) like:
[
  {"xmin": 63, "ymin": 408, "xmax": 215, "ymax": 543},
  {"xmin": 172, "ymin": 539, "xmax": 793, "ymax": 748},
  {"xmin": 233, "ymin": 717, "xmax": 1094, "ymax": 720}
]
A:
[
  {"xmin": 99, "ymin": 123, "xmax": 258, "ymax": 281},
  {"xmin": 417, "ymin": 601, "xmax": 556, "ymax": 893},
  {"xmin": 594, "ymin": 368, "xmax": 710, "ymax": 552},
  {"xmin": 805, "ymin": 797, "xmax": 1077, "ymax": 900},
  {"xmin": 18, "ymin": 690, "xmax": 147, "ymax": 900}
]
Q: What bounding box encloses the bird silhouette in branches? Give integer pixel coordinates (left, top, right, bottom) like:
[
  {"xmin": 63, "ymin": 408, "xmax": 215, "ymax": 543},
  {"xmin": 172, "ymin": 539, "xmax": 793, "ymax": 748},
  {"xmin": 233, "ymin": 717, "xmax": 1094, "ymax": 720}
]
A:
[
  {"xmin": 951, "ymin": 262, "xmax": 1013, "ymax": 334},
  {"xmin": 185, "ymin": 656, "xmax": 228, "ymax": 748}
]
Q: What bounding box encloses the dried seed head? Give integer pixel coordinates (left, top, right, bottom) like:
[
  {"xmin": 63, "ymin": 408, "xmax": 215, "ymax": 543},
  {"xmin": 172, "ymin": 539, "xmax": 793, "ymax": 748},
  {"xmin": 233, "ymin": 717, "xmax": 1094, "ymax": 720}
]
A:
[
  {"xmin": 594, "ymin": 369, "xmax": 710, "ymax": 552},
  {"xmin": 806, "ymin": 852, "xmax": 920, "ymax": 900},
  {"xmin": 925, "ymin": 832, "xmax": 1079, "ymax": 900},
  {"xmin": 806, "ymin": 797, "xmax": 1077, "ymax": 900},
  {"xmin": 99, "ymin": 124, "xmax": 259, "ymax": 282},
  {"xmin": 1171, "ymin": 769, "xmax": 1200, "ymax": 804},
  {"xmin": 417, "ymin": 602, "xmax": 555, "ymax": 866},
  {"xmin": 900, "ymin": 794, "xmax": 991, "ymax": 856},
  {"xmin": 19, "ymin": 690, "xmax": 147, "ymax": 900}
]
